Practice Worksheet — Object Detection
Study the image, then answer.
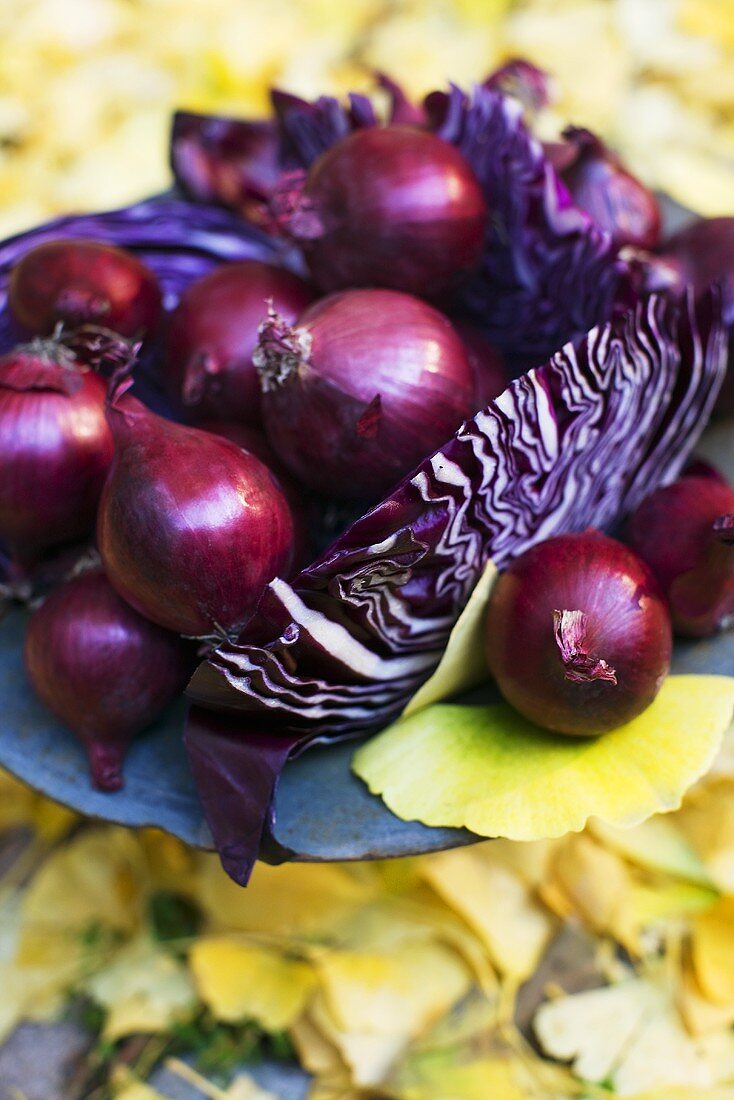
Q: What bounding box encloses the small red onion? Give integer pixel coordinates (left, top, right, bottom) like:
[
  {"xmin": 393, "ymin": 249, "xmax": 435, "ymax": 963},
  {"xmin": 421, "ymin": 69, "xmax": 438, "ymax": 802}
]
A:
[
  {"xmin": 485, "ymin": 530, "xmax": 672, "ymax": 736},
  {"xmin": 273, "ymin": 126, "xmax": 487, "ymax": 297},
  {"xmin": 453, "ymin": 321, "xmax": 509, "ymax": 411},
  {"xmin": 98, "ymin": 383, "xmax": 294, "ymax": 637},
  {"xmin": 626, "ymin": 475, "xmax": 734, "ymax": 637},
  {"xmin": 559, "ymin": 128, "xmax": 661, "ymax": 251},
  {"xmin": 0, "ymin": 340, "xmax": 113, "ymax": 571},
  {"xmin": 9, "ymin": 239, "xmax": 162, "ymax": 338},
  {"xmin": 164, "ymin": 260, "xmax": 315, "ymax": 425},
  {"xmin": 25, "ymin": 570, "xmax": 192, "ymax": 791},
  {"xmin": 255, "ymin": 289, "xmax": 474, "ymax": 501}
]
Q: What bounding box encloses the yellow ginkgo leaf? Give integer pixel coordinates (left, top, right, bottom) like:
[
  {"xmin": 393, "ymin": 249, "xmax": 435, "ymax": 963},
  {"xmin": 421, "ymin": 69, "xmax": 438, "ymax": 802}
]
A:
[
  {"xmin": 550, "ymin": 835, "xmax": 635, "ymax": 947},
  {"xmin": 679, "ymin": 962, "xmax": 734, "ymax": 1037},
  {"xmin": 419, "ymin": 847, "xmax": 552, "ymax": 980},
  {"xmin": 85, "ymin": 935, "xmax": 196, "ymax": 1041},
  {"xmin": 692, "ymin": 897, "xmax": 734, "ymax": 1005},
  {"xmin": 588, "ymin": 817, "xmax": 713, "ymax": 887},
  {"xmin": 353, "ymin": 677, "xmax": 734, "ymax": 842},
  {"xmin": 677, "ymin": 781, "xmax": 734, "ymax": 893},
  {"xmin": 391, "ymin": 1055, "xmax": 527, "ymax": 1100},
  {"xmin": 403, "ymin": 561, "xmax": 497, "ymax": 718},
  {"xmin": 189, "ymin": 937, "xmax": 316, "ymax": 1029}
]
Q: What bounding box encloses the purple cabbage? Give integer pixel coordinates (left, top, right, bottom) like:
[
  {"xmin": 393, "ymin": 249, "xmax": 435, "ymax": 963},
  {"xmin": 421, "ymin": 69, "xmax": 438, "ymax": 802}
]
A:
[{"xmin": 186, "ymin": 289, "xmax": 726, "ymax": 884}]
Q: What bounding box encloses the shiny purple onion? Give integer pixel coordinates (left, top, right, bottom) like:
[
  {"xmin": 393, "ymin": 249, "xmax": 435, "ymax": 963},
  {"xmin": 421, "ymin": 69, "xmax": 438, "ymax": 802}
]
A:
[
  {"xmin": 25, "ymin": 570, "xmax": 192, "ymax": 790},
  {"xmin": 98, "ymin": 384, "xmax": 295, "ymax": 637},
  {"xmin": 626, "ymin": 475, "xmax": 734, "ymax": 637},
  {"xmin": 255, "ymin": 288, "xmax": 474, "ymax": 501},
  {"xmin": 0, "ymin": 340, "xmax": 113, "ymax": 572},
  {"xmin": 485, "ymin": 530, "xmax": 672, "ymax": 736},
  {"xmin": 164, "ymin": 260, "xmax": 315, "ymax": 425},
  {"xmin": 272, "ymin": 126, "xmax": 488, "ymax": 297}
]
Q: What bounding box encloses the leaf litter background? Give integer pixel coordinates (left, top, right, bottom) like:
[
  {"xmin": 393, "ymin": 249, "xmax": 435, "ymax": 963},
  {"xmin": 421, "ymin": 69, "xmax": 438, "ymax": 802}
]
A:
[{"xmin": 3, "ymin": 0, "xmax": 734, "ymax": 1097}]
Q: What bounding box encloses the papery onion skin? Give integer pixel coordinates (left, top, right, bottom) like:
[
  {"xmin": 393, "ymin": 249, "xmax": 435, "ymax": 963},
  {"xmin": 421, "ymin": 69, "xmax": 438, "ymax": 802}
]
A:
[
  {"xmin": 485, "ymin": 530, "xmax": 672, "ymax": 736},
  {"xmin": 274, "ymin": 126, "xmax": 488, "ymax": 297},
  {"xmin": 0, "ymin": 342, "xmax": 113, "ymax": 567},
  {"xmin": 98, "ymin": 391, "xmax": 295, "ymax": 637},
  {"xmin": 164, "ymin": 260, "xmax": 315, "ymax": 425},
  {"xmin": 559, "ymin": 128, "xmax": 661, "ymax": 251},
  {"xmin": 9, "ymin": 239, "xmax": 162, "ymax": 338},
  {"xmin": 256, "ymin": 288, "xmax": 474, "ymax": 501},
  {"xmin": 626, "ymin": 475, "xmax": 734, "ymax": 637},
  {"xmin": 24, "ymin": 570, "xmax": 192, "ymax": 791},
  {"xmin": 454, "ymin": 320, "xmax": 509, "ymax": 410}
]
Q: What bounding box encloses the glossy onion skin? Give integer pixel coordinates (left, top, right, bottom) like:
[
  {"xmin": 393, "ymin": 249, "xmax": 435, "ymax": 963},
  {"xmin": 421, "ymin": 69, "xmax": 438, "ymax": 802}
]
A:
[
  {"xmin": 288, "ymin": 127, "xmax": 488, "ymax": 297},
  {"xmin": 485, "ymin": 530, "xmax": 672, "ymax": 736},
  {"xmin": 626, "ymin": 476, "xmax": 734, "ymax": 637},
  {"xmin": 0, "ymin": 348, "xmax": 113, "ymax": 563},
  {"xmin": 165, "ymin": 260, "xmax": 315, "ymax": 424},
  {"xmin": 25, "ymin": 570, "xmax": 191, "ymax": 791},
  {"xmin": 98, "ymin": 395, "xmax": 294, "ymax": 636},
  {"xmin": 258, "ymin": 288, "xmax": 475, "ymax": 501},
  {"xmin": 9, "ymin": 239, "xmax": 162, "ymax": 337},
  {"xmin": 560, "ymin": 128, "xmax": 661, "ymax": 251}
]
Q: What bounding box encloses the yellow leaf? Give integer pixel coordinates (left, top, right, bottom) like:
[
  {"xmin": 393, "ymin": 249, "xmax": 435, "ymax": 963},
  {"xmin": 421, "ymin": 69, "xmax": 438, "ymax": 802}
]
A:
[
  {"xmin": 354, "ymin": 677, "xmax": 734, "ymax": 842},
  {"xmin": 85, "ymin": 935, "xmax": 196, "ymax": 1041},
  {"xmin": 189, "ymin": 937, "xmax": 315, "ymax": 1029},
  {"xmin": 677, "ymin": 782, "xmax": 734, "ymax": 893},
  {"xmin": 195, "ymin": 856, "xmax": 373, "ymax": 939},
  {"xmin": 308, "ymin": 991, "xmax": 408, "ymax": 1087},
  {"xmin": 692, "ymin": 897, "xmax": 734, "ymax": 1005},
  {"xmin": 419, "ymin": 848, "xmax": 552, "ymax": 979},
  {"xmin": 588, "ymin": 817, "xmax": 713, "ymax": 887},
  {"xmin": 627, "ymin": 880, "xmax": 718, "ymax": 939},
  {"xmin": 290, "ymin": 1014, "xmax": 346, "ymax": 1077},
  {"xmin": 392, "ymin": 1055, "xmax": 527, "ymax": 1100},
  {"xmin": 551, "ymin": 835, "xmax": 635, "ymax": 947},
  {"xmin": 403, "ymin": 562, "xmax": 497, "ymax": 717},
  {"xmin": 679, "ymin": 963, "xmax": 734, "ymax": 1037},
  {"xmin": 315, "ymin": 939, "xmax": 471, "ymax": 1039}
]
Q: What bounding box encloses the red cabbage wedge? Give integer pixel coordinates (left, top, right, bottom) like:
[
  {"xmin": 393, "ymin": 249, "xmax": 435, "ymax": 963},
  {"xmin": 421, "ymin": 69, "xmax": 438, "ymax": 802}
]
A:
[{"xmin": 186, "ymin": 290, "xmax": 725, "ymax": 884}]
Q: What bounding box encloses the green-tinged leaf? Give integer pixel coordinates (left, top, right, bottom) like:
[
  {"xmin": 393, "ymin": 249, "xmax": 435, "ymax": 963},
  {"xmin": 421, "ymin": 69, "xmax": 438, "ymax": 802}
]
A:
[
  {"xmin": 403, "ymin": 561, "xmax": 497, "ymax": 718},
  {"xmin": 588, "ymin": 817, "xmax": 714, "ymax": 886},
  {"xmin": 353, "ymin": 677, "xmax": 734, "ymax": 841}
]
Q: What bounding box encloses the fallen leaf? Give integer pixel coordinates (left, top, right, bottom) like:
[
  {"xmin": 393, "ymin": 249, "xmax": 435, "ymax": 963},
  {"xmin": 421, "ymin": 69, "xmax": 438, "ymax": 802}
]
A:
[
  {"xmin": 588, "ymin": 817, "xmax": 713, "ymax": 887},
  {"xmin": 403, "ymin": 561, "xmax": 497, "ymax": 718},
  {"xmin": 677, "ymin": 782, "xmax": 734, "ymax": 893},
  {"xmin": 419, "ymin": 848, "xmax": 552, "ymax": 979},
  {"xmin": 354, "ymin": 677, "xmax": 734, "ymax": 842},
  {"xmin": 189, "ymin": 937, "xmax": 316, "ymax": 1028},
  {"xmin": 692, "ymin": 897, "xmax": 734, "ymax": 1005},
  {"xmin": 85, "ymin": 935, "xmax": 196, "ymax": 1041}
]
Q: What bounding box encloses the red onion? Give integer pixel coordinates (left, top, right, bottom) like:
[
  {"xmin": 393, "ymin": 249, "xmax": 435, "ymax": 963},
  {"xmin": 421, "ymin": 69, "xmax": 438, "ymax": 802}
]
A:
[
  {"xmin": 273, "ymin": 126, "xmax": 487, "ymax": 297},
  {"xmin": 0, "ymin": 340, "xmax": 113, "ymax": 571},
  {"xmin": 255, "ymin": 289, "xmax": 474, "ymax": 501},
  {"xmin": 98, "ymin": 383, "xmax": 295, "ymax": 637},
  {"xmin": 485, "ymin": 530, "xmax": 672, "ymax": 736},
  {"xmin": 559, "ymin": 128, "xmax": 661, "ymax": 251},
  {"xmin": 626, "ymin": 475, "xmax": 734, "ymax": 637},
  {"xmin": 25, "ymin": 570, "xmax": 192, "ymax": 790},
  {"xmin": 196, "ymin": 420, "xmax": 311, "ymax": 571},
  {"xmin": 453, "ymin": 321, "xmax": 509, "ymax": 411},
  {"xmin": 164, "ymin": 260, "xmax": 315, "ymax": 425},
  {"xmin": 9, "ymin": 239, "xmax": 162, "ymax": 338},
  {"xmin": 662, "ymin": 217, "xmax": 734, "ymax": 415}
]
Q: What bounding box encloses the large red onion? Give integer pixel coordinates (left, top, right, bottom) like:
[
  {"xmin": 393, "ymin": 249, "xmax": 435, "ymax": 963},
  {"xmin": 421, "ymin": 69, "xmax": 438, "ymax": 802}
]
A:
[
  {"xmin": 25, "ymin": 570, "xmax": 192, "ymax": 790},
  {"xmin": 0, "ymin": 340, "xmax": 113, "ymax": 571},
  {"xmin": 164, "ymin": 260, "xmax": 315, "ymax": 425},
  {"xmin": 559, "ymin": 128, "xmax": 661, "ymax": 251},
  {"xmin": 255, "ymin": 288, "xmax": 474, "ymax": 501},
  {"xmin": 273, "ymin": 126, "xmax": 487, "ymax": 297},
  {"xmin": 9, "ymin": 239, "xmax": 162, "ymax": 338},
  {"xmin": 485, "ymin": 530, "xmax": 672, "ymax": 736},
  {"xmin": 98, "ymin": 384, "xmax": 294, "ymax": 637},
  {"xmin": 453, "ymin": 320, "xmax": 509, "ymax": 411},
  {"xmin": 626, "ymin": 475, "xmax": 734, "ymax": 637}
]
